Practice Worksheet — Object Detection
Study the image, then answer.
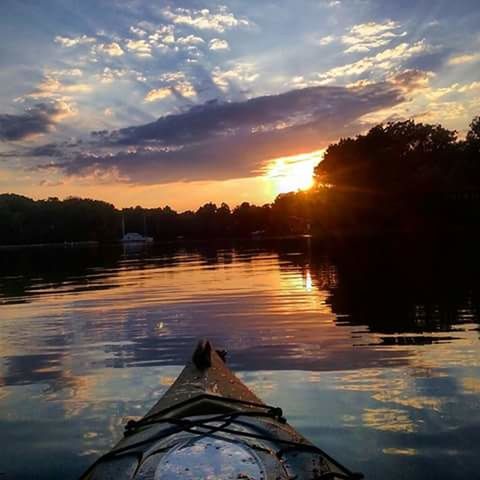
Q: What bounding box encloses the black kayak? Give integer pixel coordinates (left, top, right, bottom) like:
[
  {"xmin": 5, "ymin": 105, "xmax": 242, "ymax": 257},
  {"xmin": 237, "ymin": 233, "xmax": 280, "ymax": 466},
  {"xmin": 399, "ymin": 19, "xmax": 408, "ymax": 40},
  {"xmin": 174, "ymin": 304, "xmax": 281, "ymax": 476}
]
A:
[{"xmin": 81, "ymin": 340, "xmax": 363, "ymax": 479}]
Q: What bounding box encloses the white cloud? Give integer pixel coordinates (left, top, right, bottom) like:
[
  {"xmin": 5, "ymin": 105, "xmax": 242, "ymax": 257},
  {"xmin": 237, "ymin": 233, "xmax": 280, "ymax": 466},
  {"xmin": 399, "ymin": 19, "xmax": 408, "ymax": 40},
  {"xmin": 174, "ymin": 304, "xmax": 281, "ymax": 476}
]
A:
[
  {"xmin": 129, "ymin": 26, "xmax": 147, "ymax": 37},
  {"xmin": 159, "ymin": 72, "xmax": 187, "ymax": 83},
  {"xmin": 97, "ymin": 67, "xmax": 128, "ymax": 84},
  {"xmin": 173, "ymin": 81, "xmax": 196, "ymax": 98},
  {"xmin": 54, "ymin": 35, "xmax": 95, "ymax": 47},
  {"xmin": 144, "ymin": 72, "xmax": 197, "ymax": 101},
  {"xmin": 161, "ymin": 6, "xmax": 250, "ymax": 32},
  {"xmin": 125, "ymin": 28, "xmax": 206, "ymax": 58},
  {"xmin": 19, "ymin": 75, "xmax": 92, "ymax": 100},
  {"xmin": 161, "ymin": 72, "xmax": 196, "ymax": 98},
  {"xmin": 212, "ymin": 63, "xmax": 259, "ymax": 91},
  {"xmin": 96, "ymin": 42, "xmax": 124, "ymax": 56},
  {"xmin": 424, "ymin": 80, "xmax": 480, "ymax": 100},
  {"xmin": 144, "ymin": 88, "xmax": 172, "ymax": 102},
  {"xmin": 148, "ymin": 25, "xmax": 176, "ymax": 46},
  {"xmin": 419, "ymin": 101, "xmax": 468, "ymax": 122},
  {"xmin": 318, "ymin": 40, "xmax": 431, "ymax": 81},
  {"xmin": 448, "ymin": 53, "xmax": 480, "ymax": 65},
  {"xmin": 457, "ymin": 81, "xmax": 480, "ymax": 93},
  {"xmin": 48, "ymin": 68, "xmax": 83, "ymax": 77},
  {"xmin": 342, "ymin": 20, "xmax": 406, "ymax": 54},
  {"xmin": 177, "ymin": 34, "xmax": 205, "ymax": 46},
  {"xmin": 209, "ymin": 38, "xmax": 229, "ymax": 50},
  {"xmin": 317, "ymin": 35, "xmax": 335, "ymax": 46},
  {"xmin": 125, "ymin": 39, "xmax": 152, "ymax": 57}
]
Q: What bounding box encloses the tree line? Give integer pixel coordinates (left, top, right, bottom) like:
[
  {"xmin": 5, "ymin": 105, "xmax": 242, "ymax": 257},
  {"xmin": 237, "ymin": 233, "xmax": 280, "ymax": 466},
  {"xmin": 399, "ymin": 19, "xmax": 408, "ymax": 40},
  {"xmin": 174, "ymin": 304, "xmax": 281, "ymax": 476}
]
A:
[
  {"xmin": 0, "ymin": 193, "xmax": 308, "ymax": 245},
  {"xmin": 1, "ymin": 116, "xmax": 479, "ymax": 245}
]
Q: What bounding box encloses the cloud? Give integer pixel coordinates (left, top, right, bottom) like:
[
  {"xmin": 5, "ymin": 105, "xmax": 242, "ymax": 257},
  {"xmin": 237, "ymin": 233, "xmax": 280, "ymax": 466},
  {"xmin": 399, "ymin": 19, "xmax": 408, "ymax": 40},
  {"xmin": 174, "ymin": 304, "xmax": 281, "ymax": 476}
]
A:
[
  {"xmin": 209, "ymin": 38, "xmax": 229, "ymax": 51},
  {"xmin": 124, "ymin": 26, "xmax": 206, "ymax": 58},
  {"xmin": 144, "ymin": 72, "xmax": 197, "ymax": 101},
  {"xmin": 317, "ymin": 35, "xmax": 335, "ymax": 46},
  {"xmin": 48, "ymin": 68, "xmax": 83, "ymax": 77},
  {"xmin": 448, "ymin": 53, "xmax": 480, "ymax": 65},
  {"xmin": 212, "ymin": 63, "xmax": 259, "ymax": 91},
  {"xmin": 342, "ymin": 20, "xmax": 407, "ymax": 53},
  {"xmin": 418, "ymin": 101, "xmax": 468, "ymax": 122},
  {"xmin": 144, "ymin": 87, "xmax": 172, "ymax": 102},
  {"xmin": 97, "ymin": 67, "xmax": 128, "ymax": 84},
  {"xmin": 0, "ymin": 102, "xmax": 74, "ymax": 142},
  {"xmin": 318, "ymin": 40, "xmax": 431, "ymax": 82},
  {"xmin": 44, "ymin": 82, "xmax": 404, "ymax": 184},
  {"xmin": 125, "ymin": 39, "xmax": 152, "ymax": 57},
  {"xmin": 146, "ymin": 25, "xmax": 176, "ymax": 47},
  {"xmin": 129, "ymin": 26, "xmax": 147, "ymax": 37},
  {"xmin": 95, "ymin": 42, "xmax": 124, "ymax": 57},
  {"xmin": 177, "ymin": 34, "xmax": 205, "ymax": 46},
  {"xmin": 18, "ymin": 75, "xmax": 92, "ymax": 100},
  {"xmin": 161, "ymin": 6, "xmax": 250, "ymax": 32},
  {"xmin": 388, "ymin": 69, "xmax": 434, "ymax": 92},
  {"xmin": 54, "ymin": 35, "xmax": 95, "ymax": 47},
  {"xmin": 424, "ymin": 80, "xmax": 480, "ymax": 100}
]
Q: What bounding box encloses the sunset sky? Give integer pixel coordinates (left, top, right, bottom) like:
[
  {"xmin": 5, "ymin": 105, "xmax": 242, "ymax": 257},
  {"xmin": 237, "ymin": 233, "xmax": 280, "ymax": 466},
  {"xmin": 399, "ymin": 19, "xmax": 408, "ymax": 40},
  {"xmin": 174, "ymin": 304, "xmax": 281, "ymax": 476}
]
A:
[{"xmin": 1, "ymin": 0, "xmax": 479, "ymax": 209}]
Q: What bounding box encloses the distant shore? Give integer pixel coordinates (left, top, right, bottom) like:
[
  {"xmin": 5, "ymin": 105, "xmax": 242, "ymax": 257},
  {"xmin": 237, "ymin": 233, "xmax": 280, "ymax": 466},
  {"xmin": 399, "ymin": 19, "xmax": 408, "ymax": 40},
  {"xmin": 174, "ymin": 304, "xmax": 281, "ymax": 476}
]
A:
[{"xmin": 0, "ymin": 240, "xmax": 99, "ymax": 250}]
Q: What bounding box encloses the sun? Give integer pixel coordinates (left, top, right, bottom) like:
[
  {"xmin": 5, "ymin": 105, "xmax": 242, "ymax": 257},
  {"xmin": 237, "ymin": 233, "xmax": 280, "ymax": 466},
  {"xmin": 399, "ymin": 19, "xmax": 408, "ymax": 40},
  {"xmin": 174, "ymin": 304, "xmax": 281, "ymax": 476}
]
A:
[{"xmin": 265, "ymin": 149, "xmax": 325, "ymax": 195}]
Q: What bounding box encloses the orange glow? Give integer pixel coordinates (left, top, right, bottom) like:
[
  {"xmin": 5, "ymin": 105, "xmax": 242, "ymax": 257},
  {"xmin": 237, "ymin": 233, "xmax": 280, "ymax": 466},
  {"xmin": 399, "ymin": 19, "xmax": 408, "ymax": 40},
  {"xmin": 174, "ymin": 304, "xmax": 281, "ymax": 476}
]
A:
[
  {"xmin": 264, "ymin": 149, "xmax": 324, "ymax": 195},
  {"xmin": 4, "ymin": 149, "xmax": 327, "ymax": 209}
]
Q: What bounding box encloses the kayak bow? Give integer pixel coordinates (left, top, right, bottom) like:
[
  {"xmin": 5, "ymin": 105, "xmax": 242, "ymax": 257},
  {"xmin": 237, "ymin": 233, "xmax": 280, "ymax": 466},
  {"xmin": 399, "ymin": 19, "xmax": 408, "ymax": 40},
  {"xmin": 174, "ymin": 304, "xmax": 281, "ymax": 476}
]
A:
[{"xmin": 81, "ymin": 340, "xmax": 363, "ymax": 479}]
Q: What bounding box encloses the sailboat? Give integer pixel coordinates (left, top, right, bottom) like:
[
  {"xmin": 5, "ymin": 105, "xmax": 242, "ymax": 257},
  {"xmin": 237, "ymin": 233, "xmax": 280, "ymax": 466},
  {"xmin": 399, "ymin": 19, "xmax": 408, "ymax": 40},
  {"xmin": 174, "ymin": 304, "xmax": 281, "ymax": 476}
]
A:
[{"xmin": 120, "ymin": 214, "xmax": 154, "ymax": 244}]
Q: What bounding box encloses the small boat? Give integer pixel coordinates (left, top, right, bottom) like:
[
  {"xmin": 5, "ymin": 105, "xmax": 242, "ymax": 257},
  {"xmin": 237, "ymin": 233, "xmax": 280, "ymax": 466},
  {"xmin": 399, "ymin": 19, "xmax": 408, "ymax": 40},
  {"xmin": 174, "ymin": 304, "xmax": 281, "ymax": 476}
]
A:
[{"xmin": 81, "ymin": 340, "xmax": 363, "ymax": 479}]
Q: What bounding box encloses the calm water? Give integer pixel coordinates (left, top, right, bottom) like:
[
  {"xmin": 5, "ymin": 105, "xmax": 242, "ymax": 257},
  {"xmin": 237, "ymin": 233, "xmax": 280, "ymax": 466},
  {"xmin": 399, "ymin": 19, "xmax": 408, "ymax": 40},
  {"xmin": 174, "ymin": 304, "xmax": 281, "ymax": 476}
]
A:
[{"xmin": 0, "ymin": 238, "xmax": 479, "ymax": 479}]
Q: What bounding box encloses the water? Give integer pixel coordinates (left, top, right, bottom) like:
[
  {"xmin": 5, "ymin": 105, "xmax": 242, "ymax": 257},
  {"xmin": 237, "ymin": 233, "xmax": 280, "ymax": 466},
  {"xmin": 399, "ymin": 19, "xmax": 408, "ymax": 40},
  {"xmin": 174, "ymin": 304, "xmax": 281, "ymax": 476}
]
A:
[{"xmin": 0, "ymin": 238, "xmax": 479, "ymax": 479}]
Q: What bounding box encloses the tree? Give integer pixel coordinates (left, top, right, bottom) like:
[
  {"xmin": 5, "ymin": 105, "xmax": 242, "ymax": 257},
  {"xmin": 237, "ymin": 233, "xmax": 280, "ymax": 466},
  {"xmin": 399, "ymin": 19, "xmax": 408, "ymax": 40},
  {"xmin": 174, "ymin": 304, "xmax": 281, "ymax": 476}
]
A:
[
  {"xmin": 466, "ymin": 116, "xmax": 480, "ymax": 145},
  {"xmin": 314, "ymin": 120, "xmax": 458, "ymax": 195}
]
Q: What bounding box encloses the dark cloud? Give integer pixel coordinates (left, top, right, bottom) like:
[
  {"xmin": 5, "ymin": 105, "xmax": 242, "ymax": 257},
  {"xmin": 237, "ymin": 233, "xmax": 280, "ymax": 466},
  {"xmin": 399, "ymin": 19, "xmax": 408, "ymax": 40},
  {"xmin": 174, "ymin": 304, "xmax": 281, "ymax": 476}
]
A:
[
  {"xmin": 110, "ymin": 83, "xmax": 401, "ymax": 146},
  {"xmin": 0, "ymin": 102, "xmax": 69, "ymax": 142},
  {"xmin": 42, "ymin": 82, "xmax": 405, "ymax": 183},
  {"xmin": 29, "ymin": 143, "xmax": 63, "ymax": 157}
]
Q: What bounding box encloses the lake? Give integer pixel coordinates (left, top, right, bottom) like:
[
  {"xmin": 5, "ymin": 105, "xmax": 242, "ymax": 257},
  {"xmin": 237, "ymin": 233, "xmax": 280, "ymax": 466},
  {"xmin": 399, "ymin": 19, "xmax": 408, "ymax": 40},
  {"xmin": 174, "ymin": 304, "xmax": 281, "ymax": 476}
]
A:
[{"xmin": 0, "ymin": 238, "xmax": 479, "ymax": 479}]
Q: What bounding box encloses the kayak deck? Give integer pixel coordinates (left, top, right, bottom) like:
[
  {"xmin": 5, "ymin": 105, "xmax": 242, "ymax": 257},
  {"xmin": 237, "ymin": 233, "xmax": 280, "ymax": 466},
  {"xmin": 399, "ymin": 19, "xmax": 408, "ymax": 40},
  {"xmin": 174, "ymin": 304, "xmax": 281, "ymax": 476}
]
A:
[
  {"xmin": 145, "ymin": 340, "xmax": 263, "ymax": 419},
  {"xmin": 82, "ymin": 340, "xmax": 363, "ymax": 480}
]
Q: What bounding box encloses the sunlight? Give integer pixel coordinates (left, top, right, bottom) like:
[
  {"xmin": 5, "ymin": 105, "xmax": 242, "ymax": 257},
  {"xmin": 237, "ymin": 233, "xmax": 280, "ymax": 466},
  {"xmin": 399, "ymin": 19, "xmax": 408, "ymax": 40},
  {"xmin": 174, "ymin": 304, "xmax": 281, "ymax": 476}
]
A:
[
  {"xmin": 305, "ymin": 269, "xmax": 313, "ymax": 291},
  {"xmin": 264, "ymin": 149, "xmax": 325, "ymax": 195}
]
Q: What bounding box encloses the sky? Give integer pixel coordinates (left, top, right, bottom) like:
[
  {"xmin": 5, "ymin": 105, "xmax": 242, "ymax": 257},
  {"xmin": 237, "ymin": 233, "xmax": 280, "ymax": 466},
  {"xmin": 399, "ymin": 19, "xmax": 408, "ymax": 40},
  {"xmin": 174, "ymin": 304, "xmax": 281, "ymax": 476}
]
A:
[{"xmin": 0, "ymin": 0, "xmax": 479, "ymax": 210}]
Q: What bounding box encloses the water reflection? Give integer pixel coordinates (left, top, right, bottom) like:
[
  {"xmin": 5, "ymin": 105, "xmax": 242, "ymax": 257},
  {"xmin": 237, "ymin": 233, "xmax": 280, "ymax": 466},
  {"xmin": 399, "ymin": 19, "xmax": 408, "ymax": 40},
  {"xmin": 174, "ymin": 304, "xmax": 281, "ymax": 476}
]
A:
[{"xmin": 0, "ymin": 239, "xmax": 479, "ymax": 479}]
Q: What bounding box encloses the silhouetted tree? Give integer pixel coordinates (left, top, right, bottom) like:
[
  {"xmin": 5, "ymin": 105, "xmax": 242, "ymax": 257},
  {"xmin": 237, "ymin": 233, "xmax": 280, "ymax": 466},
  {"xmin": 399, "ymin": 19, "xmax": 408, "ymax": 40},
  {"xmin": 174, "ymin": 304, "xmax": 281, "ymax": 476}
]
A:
[
  {"xmin": 312, "ymin": 117, "xmax": 480, "ymax": 235},
  {"xmin": 0, "ymin": 194, "xmax": 118, "ymax": 244}
]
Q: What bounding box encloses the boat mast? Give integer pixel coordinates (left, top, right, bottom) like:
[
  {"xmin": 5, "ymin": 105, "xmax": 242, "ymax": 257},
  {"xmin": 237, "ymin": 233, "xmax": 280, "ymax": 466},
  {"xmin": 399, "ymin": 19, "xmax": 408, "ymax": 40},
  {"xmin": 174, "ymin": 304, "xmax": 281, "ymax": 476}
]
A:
[{"xmin": 122, "ymin": 214, "xmax": 126, "ymax": 237}]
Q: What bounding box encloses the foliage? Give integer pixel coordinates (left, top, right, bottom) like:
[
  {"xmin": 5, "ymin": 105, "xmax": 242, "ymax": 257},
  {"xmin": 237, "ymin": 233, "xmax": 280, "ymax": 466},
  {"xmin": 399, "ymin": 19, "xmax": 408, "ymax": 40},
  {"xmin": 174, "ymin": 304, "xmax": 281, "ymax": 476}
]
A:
[{"xmin": 0, "ymin": 194, "xmax": 119, "ymax": 245}]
